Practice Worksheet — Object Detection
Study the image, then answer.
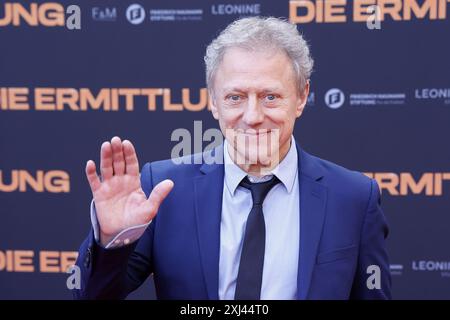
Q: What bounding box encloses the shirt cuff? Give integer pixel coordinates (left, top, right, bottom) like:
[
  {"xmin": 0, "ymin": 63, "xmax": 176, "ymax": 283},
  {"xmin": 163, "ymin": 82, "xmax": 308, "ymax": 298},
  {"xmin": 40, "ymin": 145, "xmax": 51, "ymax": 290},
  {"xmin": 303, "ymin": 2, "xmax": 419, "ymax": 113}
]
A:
[{"xmin": 89, "ymin": 199, "xmax": 151, "ymax": 249}]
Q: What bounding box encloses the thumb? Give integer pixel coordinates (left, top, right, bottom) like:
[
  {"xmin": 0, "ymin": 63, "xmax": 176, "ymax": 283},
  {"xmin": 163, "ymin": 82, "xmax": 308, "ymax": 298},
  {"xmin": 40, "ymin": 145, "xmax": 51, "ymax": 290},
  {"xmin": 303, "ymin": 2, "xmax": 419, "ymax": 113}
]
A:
[{"xmin": 146, "ymin": 179, "xmax": 174, "ymax": 218}]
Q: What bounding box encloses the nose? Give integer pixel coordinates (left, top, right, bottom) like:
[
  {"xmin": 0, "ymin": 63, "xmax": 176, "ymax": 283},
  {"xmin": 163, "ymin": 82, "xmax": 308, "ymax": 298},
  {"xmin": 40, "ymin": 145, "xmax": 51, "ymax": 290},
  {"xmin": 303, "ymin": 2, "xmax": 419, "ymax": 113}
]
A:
[{"xmin": 242, "ymin": 95, "xmax": 264, "ymax": 126}]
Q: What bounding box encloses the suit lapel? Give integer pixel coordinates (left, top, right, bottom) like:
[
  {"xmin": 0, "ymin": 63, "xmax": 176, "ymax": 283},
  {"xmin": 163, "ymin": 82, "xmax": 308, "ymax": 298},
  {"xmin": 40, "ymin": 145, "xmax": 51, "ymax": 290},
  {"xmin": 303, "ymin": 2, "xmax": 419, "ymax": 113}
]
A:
[
  {"xmin": 194, "ymin": 146, "xmax": 224, "ymax": 300},
  {"xmin": 296, "ymin": 145, "xmax": 327, "ymax": 299}
]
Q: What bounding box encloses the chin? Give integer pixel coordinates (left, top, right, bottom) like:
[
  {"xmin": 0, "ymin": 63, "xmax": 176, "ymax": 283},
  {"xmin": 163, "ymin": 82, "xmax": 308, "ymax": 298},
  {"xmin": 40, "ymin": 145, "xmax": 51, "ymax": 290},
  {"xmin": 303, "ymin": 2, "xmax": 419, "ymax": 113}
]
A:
[{"xmin": 234, "ymin": 143, "xmax": 276, "ymax": 167}]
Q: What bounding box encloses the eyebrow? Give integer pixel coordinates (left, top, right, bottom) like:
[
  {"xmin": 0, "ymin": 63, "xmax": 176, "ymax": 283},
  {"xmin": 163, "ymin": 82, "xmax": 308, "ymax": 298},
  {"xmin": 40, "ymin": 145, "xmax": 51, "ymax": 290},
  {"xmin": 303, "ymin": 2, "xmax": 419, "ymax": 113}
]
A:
[{"xmin": 222, "ymin": 86, "xmax": 283, "ymax": 93}]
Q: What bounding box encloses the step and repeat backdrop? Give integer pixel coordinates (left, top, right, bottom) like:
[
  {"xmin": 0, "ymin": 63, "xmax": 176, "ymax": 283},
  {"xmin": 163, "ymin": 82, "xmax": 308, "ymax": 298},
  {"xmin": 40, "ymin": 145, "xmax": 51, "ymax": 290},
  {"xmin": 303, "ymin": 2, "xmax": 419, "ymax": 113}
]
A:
[{"xmin": 0, "ymin": 0, "xmax": 449, "ymax": 299}]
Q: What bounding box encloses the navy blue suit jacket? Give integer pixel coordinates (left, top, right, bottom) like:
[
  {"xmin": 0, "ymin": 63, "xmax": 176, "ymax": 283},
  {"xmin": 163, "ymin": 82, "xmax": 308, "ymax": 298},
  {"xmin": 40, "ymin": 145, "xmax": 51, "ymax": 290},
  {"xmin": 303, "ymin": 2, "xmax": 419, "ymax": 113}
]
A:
[{"xmin": 74, "ymin": 144, "xmax": 391, "ymax": 299}]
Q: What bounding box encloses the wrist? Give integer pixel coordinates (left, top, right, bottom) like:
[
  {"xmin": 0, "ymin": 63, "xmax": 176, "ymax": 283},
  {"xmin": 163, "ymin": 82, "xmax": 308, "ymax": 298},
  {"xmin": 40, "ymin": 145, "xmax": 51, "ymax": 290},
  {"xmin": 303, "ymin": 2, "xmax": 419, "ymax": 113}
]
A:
[{"xmin": 100, "ymin": 232, "xmax": 114, "ymax": 247}]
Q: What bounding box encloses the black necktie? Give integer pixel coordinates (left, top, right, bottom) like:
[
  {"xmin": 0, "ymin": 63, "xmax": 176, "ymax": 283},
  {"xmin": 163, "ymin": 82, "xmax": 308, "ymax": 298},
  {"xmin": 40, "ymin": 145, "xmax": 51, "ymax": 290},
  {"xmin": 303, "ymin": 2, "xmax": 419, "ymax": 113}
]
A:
[{"xmin": 234, "ymin": 175, "xmax": 280, "ymax": 300}]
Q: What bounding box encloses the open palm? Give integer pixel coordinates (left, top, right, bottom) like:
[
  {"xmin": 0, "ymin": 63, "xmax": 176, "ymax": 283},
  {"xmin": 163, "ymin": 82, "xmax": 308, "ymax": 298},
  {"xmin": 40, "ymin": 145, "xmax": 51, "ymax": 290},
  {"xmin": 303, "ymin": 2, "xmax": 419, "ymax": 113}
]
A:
[{"xmin": 85, "ymin": 137, "xmax": 173, "ymax": 246}]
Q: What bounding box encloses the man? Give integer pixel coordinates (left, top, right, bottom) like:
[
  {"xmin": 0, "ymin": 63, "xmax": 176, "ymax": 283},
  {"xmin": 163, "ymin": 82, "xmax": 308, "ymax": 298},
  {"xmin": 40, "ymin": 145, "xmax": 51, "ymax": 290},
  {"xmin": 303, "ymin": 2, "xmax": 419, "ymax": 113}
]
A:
[{"xmin": 74, "ymin": 17, "xmax": 391, "ymax": 300}]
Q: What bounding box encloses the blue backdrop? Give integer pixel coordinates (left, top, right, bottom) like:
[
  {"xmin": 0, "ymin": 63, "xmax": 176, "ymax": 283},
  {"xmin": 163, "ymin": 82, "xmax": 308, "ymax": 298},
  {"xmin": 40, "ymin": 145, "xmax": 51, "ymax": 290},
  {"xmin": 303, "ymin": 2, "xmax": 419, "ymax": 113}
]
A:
[{"xmin": 0, "ymin": 0, "xmax": 449, "ymax": 299}]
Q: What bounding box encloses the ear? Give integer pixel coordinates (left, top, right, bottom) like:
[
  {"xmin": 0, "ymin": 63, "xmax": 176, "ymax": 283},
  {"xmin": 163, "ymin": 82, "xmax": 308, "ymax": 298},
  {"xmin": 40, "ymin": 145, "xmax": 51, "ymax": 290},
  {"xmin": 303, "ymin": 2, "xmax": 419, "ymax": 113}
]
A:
[
  {"xmin": 295, "ymin": 81, "xmax": 310, "ymax": 118},
  {"xmin": 209, "ymin": 90, "xmax": 219, "ymax": 120}
]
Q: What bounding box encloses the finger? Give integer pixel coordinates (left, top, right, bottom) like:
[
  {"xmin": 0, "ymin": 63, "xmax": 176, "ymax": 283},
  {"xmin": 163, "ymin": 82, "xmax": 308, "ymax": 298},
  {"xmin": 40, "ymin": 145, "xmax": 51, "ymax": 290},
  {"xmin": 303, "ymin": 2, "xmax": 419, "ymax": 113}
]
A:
[
  {"xmin": 100, "ymin": 141, "xmax": 113, "ymax": 180},
  {"xmin": 111, "ymin": 136, "xmax": 125, "ymax": 176},
  {"xmin": 123, "ymin": 140, "xmax": 139, "ymax": 176},
  {"xmin": 146, "ymin": 179, "xmax": 174, "ymax": 217},
  {"xmin": 85, "ymin": 160, "xmax": 101, "ymax": 193}
]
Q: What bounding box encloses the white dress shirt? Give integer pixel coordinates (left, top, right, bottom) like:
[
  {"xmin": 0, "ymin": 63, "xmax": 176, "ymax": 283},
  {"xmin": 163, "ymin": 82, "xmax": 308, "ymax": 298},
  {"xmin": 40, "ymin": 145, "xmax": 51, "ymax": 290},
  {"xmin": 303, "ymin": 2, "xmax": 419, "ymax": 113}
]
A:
[{"xmin": 219, "ymin": 138, "xmax": 300, "ymax": 300}]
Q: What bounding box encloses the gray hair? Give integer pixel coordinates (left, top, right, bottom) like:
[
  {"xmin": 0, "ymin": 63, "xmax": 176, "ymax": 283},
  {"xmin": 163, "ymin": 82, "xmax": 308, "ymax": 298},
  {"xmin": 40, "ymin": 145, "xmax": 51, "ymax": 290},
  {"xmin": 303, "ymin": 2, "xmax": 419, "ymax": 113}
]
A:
[{"xmin": 204, "ymin": 16, "xmax": 314, "ymax": 93}]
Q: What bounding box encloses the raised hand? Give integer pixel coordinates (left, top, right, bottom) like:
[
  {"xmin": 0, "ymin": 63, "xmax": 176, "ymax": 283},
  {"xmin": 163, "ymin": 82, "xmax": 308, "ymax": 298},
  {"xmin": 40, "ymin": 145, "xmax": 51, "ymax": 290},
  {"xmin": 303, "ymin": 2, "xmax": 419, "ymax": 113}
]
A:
[{"xmin": 85, "ymin": 137, "xmax": 174, "ymax": 246}]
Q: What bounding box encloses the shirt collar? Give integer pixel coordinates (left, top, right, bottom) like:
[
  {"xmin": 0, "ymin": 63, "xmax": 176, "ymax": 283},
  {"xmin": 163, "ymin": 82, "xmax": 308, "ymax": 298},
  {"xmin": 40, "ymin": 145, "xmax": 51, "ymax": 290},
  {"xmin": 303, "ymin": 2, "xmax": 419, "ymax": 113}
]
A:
[{"xmin": 224, "ymin": 136, "xmax": 298, "ymax": 196}]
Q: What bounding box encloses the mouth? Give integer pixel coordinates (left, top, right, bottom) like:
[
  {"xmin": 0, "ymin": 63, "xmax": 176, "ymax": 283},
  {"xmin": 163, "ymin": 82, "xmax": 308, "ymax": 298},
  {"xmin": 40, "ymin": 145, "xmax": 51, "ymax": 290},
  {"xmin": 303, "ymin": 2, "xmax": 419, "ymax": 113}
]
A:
[{"xmin": 235, "ymin": 129, "xmax": 272, "ymax": 136}]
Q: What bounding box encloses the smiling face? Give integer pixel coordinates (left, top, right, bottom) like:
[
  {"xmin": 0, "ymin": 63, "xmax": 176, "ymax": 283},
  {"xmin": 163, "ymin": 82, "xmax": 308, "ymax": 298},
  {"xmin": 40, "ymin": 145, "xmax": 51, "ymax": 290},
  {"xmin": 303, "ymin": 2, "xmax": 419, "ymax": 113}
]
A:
[{"xmin": 209, "ymin": 46, "xmax": 309, "ymax": 175}]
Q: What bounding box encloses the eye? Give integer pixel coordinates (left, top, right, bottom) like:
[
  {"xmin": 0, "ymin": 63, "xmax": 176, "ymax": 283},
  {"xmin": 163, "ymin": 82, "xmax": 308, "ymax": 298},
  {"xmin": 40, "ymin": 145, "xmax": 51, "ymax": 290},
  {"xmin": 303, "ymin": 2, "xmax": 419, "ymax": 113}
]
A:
[
  {"xmin": 226, "ymin": 94, "xmax": 243, "ymax": 103},
  {"xmin": 264, "ymin": 94, "xmax": 279, "ymax": 102}
]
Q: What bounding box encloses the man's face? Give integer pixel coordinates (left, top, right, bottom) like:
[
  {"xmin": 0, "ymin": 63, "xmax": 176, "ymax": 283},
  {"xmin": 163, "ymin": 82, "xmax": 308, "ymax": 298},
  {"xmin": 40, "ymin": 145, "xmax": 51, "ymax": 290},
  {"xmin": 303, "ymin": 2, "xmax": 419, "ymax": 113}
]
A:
[{"xmin": 210, "ymin": 47, "xmax": 309, "ymax": 172}]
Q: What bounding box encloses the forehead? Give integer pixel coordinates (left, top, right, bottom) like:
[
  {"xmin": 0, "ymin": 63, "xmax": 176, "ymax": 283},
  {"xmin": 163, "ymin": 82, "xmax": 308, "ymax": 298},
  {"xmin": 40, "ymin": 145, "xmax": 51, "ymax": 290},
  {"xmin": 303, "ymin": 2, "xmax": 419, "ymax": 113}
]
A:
[{"xmin": 214, "ymin": 47, "xmax": 296, "ymax": 92}]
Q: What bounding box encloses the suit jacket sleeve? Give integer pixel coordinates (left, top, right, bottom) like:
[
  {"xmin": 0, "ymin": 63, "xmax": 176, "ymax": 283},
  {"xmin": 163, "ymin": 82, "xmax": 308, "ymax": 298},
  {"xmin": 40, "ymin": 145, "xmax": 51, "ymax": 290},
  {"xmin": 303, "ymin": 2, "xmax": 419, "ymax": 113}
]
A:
[
  {"xmin": 350, "ymin": 178, "xmax": 392, "ymax": 299},
  {"xmin": 73, "ymin": 162, "xmax": 156, "ymax": 300}
]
